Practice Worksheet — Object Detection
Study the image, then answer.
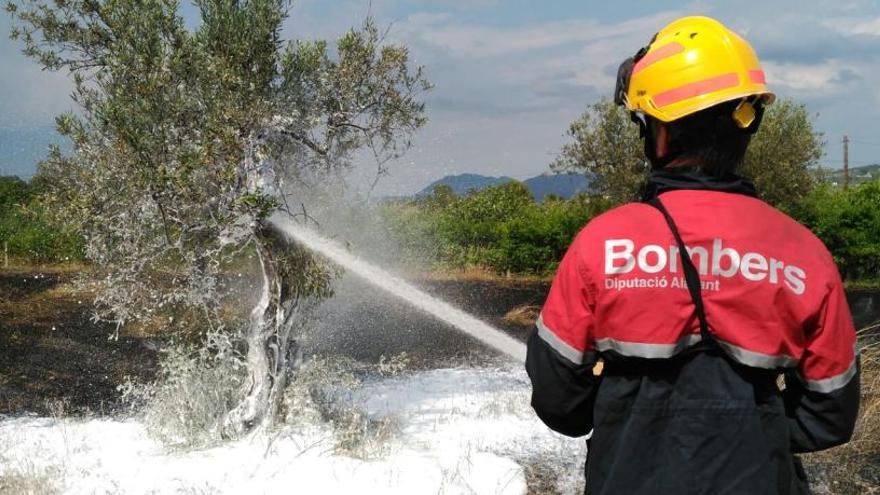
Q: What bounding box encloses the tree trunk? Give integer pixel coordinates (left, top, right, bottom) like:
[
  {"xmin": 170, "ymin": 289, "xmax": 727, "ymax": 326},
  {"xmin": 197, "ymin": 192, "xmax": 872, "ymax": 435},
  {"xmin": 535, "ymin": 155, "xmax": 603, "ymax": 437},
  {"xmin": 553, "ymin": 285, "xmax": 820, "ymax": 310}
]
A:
[{"xmin": 222, "ymin": 226, "xmax": 300, "ymax": 439}]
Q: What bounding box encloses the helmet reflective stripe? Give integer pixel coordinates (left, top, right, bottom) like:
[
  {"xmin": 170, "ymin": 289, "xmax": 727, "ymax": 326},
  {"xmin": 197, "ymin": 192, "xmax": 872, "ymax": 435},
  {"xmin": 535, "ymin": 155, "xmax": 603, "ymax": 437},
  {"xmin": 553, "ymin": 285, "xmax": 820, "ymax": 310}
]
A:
[
  {"xmin": 653, "ymin": 73, "xmax": 740, "ymax": 108},
  {"xmin": 749, "ymin": 70, "xmax": 766, "ymax": 84},
  {"xmin": 632, "ymin": 42, "xmax": 684, "ymax": 75}
]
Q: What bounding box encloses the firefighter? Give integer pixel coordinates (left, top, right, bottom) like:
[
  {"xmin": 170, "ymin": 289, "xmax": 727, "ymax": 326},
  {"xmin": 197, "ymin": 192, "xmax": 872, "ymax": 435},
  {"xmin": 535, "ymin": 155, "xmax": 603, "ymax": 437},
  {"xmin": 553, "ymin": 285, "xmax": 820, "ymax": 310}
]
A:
[{"xmin": 526, "ymin": 16, "xmax": 860, "ymax": 494}]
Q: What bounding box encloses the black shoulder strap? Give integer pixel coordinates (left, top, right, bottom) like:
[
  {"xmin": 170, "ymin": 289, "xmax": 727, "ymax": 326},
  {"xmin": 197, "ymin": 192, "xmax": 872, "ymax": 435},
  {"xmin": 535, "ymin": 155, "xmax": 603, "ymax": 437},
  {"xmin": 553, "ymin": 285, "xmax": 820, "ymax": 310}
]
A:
[{"xmin": 646, "ymin": 197, "xmax": 714, "ymax": 343}]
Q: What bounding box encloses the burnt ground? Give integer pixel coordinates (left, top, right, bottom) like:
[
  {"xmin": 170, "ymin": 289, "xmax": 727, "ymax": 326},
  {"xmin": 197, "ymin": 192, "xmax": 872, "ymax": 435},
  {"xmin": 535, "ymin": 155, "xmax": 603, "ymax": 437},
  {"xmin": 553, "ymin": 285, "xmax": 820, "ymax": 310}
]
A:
[
  {"xmin": 0, "ymin": 268, "xmax": 158, "ymax": 416},
  {"xmin": 849, "ymin": 288, "xmax": 880, "ymax": 329},
  {"xmin": 1, "ymin": 266, "xmax": 877, "ymax": 416},
  {"xmin": 1, "ymin": 265, "xmax": 877, "ymax": 416},
  {"xmin": 0, "ymin": 268, "xmax": 550, "ymax": 415}
]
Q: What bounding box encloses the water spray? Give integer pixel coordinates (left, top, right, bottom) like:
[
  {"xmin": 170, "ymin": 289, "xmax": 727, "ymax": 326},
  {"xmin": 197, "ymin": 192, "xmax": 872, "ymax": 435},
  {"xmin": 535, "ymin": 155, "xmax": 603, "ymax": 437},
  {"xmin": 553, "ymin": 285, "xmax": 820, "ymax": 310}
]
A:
[{"xmin": 270, "ymin": 214, "xmax": 528, "ymax": 362}]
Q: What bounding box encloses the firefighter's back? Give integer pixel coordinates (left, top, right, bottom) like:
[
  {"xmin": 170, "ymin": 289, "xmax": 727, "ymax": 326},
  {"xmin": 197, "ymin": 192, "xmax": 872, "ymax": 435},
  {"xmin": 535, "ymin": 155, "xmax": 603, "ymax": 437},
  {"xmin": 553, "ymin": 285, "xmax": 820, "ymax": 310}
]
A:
[{"xmin": 568, "ymin": 190, "xmax": 853, "ymax": 495}]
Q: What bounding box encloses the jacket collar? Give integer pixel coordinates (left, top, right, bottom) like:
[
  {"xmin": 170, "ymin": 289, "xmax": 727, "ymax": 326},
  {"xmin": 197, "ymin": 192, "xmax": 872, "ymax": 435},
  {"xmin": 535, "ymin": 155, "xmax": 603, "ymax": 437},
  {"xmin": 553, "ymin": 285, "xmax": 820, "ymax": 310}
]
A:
[{"xmin": 640, "ymin": 168, "xmax": 758, "ymax": 202}]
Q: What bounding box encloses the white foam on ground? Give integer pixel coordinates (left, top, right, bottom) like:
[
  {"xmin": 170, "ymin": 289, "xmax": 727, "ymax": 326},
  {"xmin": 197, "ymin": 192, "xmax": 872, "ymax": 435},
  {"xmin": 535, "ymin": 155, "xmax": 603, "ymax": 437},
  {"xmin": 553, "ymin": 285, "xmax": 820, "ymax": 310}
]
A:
[{"xmin": 0, "ymin": 367, "xmax": 586, "ymax": 494}]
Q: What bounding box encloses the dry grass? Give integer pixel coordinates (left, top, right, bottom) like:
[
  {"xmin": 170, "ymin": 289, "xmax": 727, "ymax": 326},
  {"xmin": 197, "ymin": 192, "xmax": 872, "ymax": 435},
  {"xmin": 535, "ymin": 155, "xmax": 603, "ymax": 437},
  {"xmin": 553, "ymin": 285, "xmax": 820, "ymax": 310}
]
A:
[
  {"xmin": 518, "ymin": 450, "xmax": 587, "ymax": 495},
  {"xmin": 0, "ymin": 467, "xmax": 63, "ymax": 495},
  {"xmin": 503, "ymin": 304, "xmax": 541, "ymax": 327},
  {"xmin": 0, "ymin": 443, "xmax": 65, "ymax": 495},
  {"xmin": 522, "ymin": 461, "xmax": 563, "ymax": 495},
  {"xmin": 0, "ymin": 263, "xmax": 88, "ymax": 276},
  {"xmin": 804, "ymin": 326, "xmax": 880, "ymax": 494},
  {"xmin": 851, "ymin": 342, "xmax": 880, "ymax": 455},
  {"xmin": 282, "ymin": 354, "xmax": 409, "ymax": 460},
  {"xmin": 330, "ymin": 409, "xmax": 399, "ymax": 460},
  {"xmin": 117, "ymin": 330, "xmax": 249, "ymax": 448},
  {"xmin": 415, "ymin": 267, "xmax": 552, "ymax": 284}
]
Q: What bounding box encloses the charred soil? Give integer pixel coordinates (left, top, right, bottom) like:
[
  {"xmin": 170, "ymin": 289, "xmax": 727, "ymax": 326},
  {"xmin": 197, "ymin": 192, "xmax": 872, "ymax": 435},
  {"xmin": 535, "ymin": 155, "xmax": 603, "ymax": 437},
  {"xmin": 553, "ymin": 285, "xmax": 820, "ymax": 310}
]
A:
[{"xmin": 0, "ymin": 268, "xmax": 158, "ymax": 416}]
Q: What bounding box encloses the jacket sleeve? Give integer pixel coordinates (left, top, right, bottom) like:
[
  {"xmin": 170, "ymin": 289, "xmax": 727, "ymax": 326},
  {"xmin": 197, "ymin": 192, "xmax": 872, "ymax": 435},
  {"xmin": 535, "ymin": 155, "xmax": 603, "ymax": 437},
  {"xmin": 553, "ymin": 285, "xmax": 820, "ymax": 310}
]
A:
[
  {"xmin": 783, "ymin": 274, "xmax": 860, "ymax": 453},
  {"xmin": 526, "ymin": 241, "xmax": 600, "ymax": 437}
]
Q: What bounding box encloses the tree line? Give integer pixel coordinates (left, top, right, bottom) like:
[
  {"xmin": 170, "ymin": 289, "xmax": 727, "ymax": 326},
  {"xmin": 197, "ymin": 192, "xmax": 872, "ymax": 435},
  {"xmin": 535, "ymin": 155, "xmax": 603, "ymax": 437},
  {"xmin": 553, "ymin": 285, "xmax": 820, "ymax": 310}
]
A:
[{"xmin": 3, "ymin": 97, "xmax": 877, "ymax": 283}]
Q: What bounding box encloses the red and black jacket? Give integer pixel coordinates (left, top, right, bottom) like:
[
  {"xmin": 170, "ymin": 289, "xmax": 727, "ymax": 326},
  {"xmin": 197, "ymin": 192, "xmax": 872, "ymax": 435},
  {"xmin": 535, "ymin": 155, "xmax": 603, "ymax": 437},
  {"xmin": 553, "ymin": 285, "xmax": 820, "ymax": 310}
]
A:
[{"xmin": 526, "ymin": 171, "xmax": 860, "ymax": 494}]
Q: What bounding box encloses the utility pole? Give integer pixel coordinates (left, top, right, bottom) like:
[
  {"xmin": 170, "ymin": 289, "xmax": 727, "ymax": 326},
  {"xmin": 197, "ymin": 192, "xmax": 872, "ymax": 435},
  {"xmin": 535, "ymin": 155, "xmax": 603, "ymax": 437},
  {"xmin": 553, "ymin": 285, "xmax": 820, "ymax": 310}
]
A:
[{"xmin": 843, "ymin": 135, "xmax": 850, "ymax": 189}]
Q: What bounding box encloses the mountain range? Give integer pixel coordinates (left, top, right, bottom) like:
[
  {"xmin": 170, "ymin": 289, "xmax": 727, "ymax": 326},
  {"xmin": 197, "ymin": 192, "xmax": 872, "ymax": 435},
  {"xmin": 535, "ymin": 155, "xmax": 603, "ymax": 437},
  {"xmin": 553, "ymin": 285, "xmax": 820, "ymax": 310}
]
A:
[
  {"xmin": 416, "ymin": 163, "xmax": 880, "ymax": 201},
  {"xmin": 417, "ymin": 172, "xmax": 590, "ymax": 201}
]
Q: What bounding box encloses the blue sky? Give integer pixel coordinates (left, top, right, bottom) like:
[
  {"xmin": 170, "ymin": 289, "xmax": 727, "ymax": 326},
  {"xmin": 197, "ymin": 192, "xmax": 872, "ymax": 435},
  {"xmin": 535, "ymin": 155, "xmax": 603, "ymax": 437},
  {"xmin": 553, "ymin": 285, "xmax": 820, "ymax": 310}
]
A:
[{"xmin": 2, "ymin": 0, "xmax": 879, "ymax": 194}]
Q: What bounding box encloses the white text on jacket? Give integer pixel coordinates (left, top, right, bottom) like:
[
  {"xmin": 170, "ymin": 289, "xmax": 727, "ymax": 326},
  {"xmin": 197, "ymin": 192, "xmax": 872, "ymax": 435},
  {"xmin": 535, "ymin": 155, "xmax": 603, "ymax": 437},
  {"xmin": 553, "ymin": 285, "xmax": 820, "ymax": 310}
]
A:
[{"xmin": 604, "ymin": 238, "xmax": 806, "ymax": 295}]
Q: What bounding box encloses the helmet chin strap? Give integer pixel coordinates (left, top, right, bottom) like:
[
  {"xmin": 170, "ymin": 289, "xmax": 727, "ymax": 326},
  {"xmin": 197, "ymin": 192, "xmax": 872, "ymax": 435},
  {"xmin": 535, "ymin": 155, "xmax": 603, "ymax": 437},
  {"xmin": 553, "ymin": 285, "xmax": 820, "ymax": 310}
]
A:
[
  {"xmin": 637, "ymin": 114, "xmax": 680, "ymax": 170},
  {"xmin": 646, "ymin": 136, "xmax": 679, "ymax": 170}
]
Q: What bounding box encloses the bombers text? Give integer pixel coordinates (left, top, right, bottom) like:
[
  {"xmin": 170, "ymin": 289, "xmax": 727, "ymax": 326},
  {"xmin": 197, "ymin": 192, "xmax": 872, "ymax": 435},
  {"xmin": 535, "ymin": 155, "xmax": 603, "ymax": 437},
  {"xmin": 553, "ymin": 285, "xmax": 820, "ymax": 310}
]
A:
[{"xmin": 604, "ymin": 238, "xmax": 806, "ymax": 295}]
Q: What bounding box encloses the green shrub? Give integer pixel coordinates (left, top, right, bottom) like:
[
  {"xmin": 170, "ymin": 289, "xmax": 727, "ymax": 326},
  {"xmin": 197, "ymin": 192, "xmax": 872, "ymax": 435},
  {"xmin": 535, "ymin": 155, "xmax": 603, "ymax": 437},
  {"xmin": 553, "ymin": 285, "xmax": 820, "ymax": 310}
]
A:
[
  {"xmin": 793, "ymin": 180, "xmax": 880, "ymax": 283},
  {"xmin": 382, "ymin": 182, "xmax": 611, "ymax": 275},
  {"xmin": 0, "ymin": 176, "xmax": 83, "ymax": 264}
]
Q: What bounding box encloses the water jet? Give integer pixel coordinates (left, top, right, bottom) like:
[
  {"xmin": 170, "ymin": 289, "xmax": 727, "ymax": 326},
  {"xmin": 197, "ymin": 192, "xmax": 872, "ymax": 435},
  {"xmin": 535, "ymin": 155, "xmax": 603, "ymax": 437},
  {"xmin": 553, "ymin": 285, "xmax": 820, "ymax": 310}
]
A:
[{"xmin": 270, "ymin": 214, "xmax": 528, "ymax": 362}]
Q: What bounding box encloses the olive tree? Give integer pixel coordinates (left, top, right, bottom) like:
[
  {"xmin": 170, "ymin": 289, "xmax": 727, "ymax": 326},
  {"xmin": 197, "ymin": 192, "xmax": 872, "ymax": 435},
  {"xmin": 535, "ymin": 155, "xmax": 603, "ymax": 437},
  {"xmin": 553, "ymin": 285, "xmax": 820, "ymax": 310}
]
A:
[
  {"xmin": 741, "ymin": 99, "xmax": 824, "ymax": 210},
  {"xmin": 7, "ymin": 0, "xmax": 429, "ymax": 437},
  {"xmin": 550, "ymin": 99, "xmax": 645, "ymax": 205}
]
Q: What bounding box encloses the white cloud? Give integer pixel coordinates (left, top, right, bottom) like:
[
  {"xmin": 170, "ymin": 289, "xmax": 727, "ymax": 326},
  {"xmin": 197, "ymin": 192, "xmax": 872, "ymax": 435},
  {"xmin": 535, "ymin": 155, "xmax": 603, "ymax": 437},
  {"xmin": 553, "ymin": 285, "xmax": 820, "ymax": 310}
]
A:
[
  {"xmin": 851, "ymin": 17, "xmax": 880, "ymax": 36},
  {"xmin": 826, "ymin": 15, "xmax": 880, "ymax": 36},
  {"xmin": 762, "ymin": 59, "xmax": 860, "ymax": 94},
  {"xmin": 556, "ymin": 37, "xmax": 646, "ymax": 91},
  {"xmin": 392, "ymin": 9, "xmax": 684, "ymax": 118},
  {"xmin": 399, "ymin": 11, "xmax": 679, "ymax": 58},
  {"xmin": 404, "ymin": 0, "xmax": 499, "ymax": 7}
]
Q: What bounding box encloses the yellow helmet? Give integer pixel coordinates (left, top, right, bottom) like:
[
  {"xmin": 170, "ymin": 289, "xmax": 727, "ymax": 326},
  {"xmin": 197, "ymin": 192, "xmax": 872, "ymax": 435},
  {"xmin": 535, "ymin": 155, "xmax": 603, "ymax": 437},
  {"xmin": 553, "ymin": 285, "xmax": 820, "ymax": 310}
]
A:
[{"xmin": 617, "ymin": 16, "xmax": 775, "ymax": 125}]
